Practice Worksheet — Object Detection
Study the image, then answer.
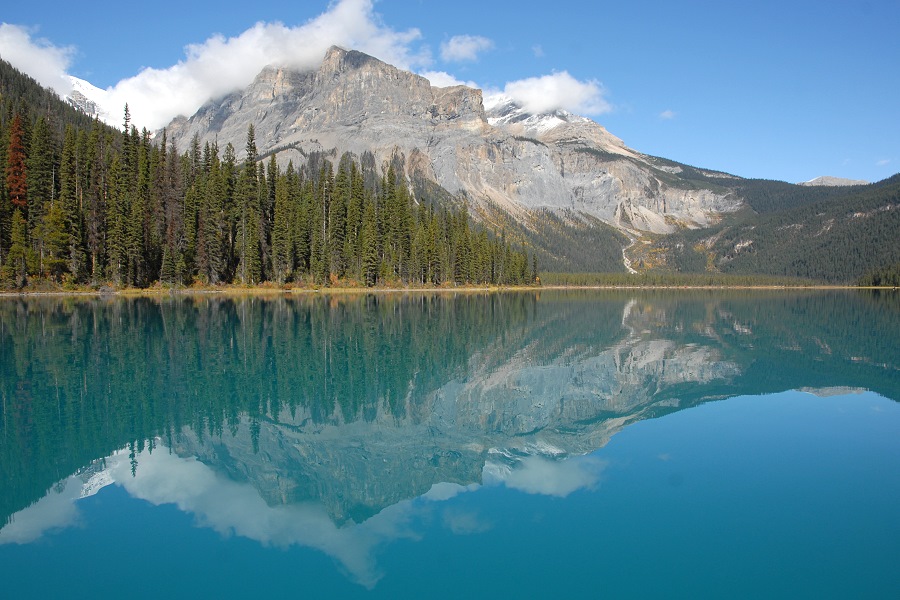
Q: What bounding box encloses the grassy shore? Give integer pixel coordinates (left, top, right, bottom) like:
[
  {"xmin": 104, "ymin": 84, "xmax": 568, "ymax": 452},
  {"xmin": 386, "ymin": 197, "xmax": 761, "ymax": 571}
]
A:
[
  {"xmin": 5, "ymin": 269, "xmax": 895, "ymax": 296},
  {"xmin": 0, "ymin": 279, "xmax": 891, "ymax": 297}
]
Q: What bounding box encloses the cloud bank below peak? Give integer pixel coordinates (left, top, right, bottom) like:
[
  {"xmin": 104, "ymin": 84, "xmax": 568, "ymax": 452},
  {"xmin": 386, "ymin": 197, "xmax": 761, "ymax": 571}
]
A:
[{"xmin": 2, "ymin": 0, "xmax": 612, "ymax": 130}]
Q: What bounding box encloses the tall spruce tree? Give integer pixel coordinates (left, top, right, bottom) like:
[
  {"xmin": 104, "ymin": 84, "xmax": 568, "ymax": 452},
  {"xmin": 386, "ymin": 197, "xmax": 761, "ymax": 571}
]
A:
[
  {"xmin": 5, "ymin": 114, "xmax": 27, "ymax": 211},
  {"xmin": 271, "ymin": 167, "xmax": 293, "ymax": 284}
]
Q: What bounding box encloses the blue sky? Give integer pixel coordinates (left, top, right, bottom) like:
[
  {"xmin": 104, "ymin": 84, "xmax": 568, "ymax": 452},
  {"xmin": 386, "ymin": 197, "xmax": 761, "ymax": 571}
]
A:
[{"xmin": 1, "ymin": 0, "xmax": 897, "ymax": 183}]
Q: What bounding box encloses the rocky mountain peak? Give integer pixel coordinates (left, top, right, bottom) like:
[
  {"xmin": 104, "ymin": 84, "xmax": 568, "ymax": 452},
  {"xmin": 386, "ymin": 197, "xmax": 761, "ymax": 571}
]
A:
[{"xmin": 164, "ymin": 47, "xmax": 741, "ymax": 239}]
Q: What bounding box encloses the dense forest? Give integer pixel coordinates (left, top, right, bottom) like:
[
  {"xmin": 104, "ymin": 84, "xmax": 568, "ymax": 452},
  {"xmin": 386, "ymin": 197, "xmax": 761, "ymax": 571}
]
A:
[
  {"xmin": 659, "ymin": 175, "xmax": 900, "ymax": 283},
  {"xmin": 0, "ymin": 59, "xmax": 534, "ymax": 289}
]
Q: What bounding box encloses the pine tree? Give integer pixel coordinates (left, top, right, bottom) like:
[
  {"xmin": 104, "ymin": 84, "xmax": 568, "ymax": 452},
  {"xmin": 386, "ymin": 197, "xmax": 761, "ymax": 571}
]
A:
[
  {"xmin": 26, "ymin": 116, "xmax": 55, "ymax": 237},
  {"xmin": 271, "ymin": 167, "xmax": 293, "ymax": 284},
  {"xmin": 360, "ymin": 195, "xmax": 379, "ymax": 286},
  {"xmin": 105, "ymin": 156, "xmax": 127, "ymax": 284},
  {"xmin": 221, "ymin": 143, "xmax": 238, "ymax": 279},
  {"xmin": 57, "ymin": 125, "xmax": 83, "ymax": 279},
  {"xmin": 165, "ymin": 141, "xmax": 184, "ymax": 283},
  {"xmin": 198, "ymin": 142, "xmax": 227, "ymax": 284},
  {"xmin": 235, "ymin": 125, "xmax": 261, "ymax": 284},
  {"xmin": 4, "ymin": 208, "xmax": 28, "ymax": 286},
  {"xmin": 5, "ymin": 114, "xmax": 27, "ymax": 210},
  {"xmin": 293, "ymin": 176, "xmax": 312, "ymax": 277},
  {"xmin": 256, "ymin": 161, "xmax": 269, "ymax": 280},
  {"xmin": 344, "ymin": 162, "xmax": 364, "ymax": 279},
  {"xmin": 84, "ymin": 124, "xmax": 108, "ymax": 282},
  {"xmin": 328, "ymin": 156, "xmax": 350, "ymax": 278},
  {"xmin": 40, "ymin": 201, "xmax": 69, "ymax": 280}
]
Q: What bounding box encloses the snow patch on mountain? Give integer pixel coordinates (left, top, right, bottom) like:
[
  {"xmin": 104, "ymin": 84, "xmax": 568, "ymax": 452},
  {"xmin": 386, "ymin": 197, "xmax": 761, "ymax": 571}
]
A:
[
  {"xmin": 484, "ymin": 93, "xmax": 589, "ymax": 135},
  {"xmin": 66, "ymin": 76, "xmax": 117, "ymax": 126}
]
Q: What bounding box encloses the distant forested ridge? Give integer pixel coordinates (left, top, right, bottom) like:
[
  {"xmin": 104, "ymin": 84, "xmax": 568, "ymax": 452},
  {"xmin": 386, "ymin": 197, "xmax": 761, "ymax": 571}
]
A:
[
  {"xmin": 660, "ymin": 175, "xmax": 900, "ymax": 284},
  {"xmin": 0, "ymin": 59, "xmax": 533, "ymax": 289}
]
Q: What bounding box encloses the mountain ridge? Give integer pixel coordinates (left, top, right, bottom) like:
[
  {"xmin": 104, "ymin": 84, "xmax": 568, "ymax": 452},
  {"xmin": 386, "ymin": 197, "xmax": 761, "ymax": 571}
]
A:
[
  {"xmin": 3, "ymin": 53, "xmax": 897, "ymax": 282},
  {"xmin": 164, "ymin": 46, "xmax": 742, "ymax": 239}
]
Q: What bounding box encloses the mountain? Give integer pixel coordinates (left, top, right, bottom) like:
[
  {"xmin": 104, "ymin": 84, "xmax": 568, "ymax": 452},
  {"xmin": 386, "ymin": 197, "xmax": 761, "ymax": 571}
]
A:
[
  {"xmin": 799, "ymin": 175, "xmax": 869, "ymax": 187},
  {"xmin": 65, "ymin": 76, "xmax": 114, "ymax": 124},
  {"xmin": 3, "ymin": 52, "xmax": 896, "ymax": 282},
  {"xmin": 165, "ymin": 46, "xmax": 742, "ymax": 241},
  {"xmin": 657, "ymin": 174, "xmax": 900, "ymax": 282}
]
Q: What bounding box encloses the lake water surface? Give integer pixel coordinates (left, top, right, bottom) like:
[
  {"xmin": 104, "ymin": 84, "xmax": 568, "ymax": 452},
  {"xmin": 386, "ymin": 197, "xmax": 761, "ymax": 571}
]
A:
[{"xmin": 1, "ymin": 290, "xmax": 898, "ymax": 597}]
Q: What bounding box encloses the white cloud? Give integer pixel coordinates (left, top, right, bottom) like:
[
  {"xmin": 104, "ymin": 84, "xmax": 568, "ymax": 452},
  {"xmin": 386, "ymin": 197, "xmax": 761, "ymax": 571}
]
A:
[
  {"xmin": 420, "ymin": 70, "xmax": 479, "ymax": 88},
  {"xmin": 659, "ymin": 109, "xmax": 676, "ymax": 120},
  {"xmin": 0, "ymin": 24, "xmax": 74, "ymax": 95},
  {"xmin": 532, "ymin": 45, "xmax": 545, "ymax": 58},
  {"xmin": 102, "ymin": 0, "xmax": 429, "ymax": 129},
  {"xmin": 5, "ymin": 1, "xmax": 431, "ymax": 130},
  {"xmin": 440, "ymin": 35, "xmax": 494, "ymax": 62},
  {"xmin": 876, "ymin": 159, "xmax": 891, "ymax": 166},
  {"xmin": 2, "ymin": 2, "xmax": 615, "ymax": 132},
  {"xmin": 494, "ymin": 71, "xmax": 611, "ymax": 116}
]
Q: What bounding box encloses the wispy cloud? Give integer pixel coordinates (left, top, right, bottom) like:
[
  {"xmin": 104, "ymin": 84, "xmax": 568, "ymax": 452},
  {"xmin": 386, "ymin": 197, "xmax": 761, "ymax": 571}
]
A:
[
  {"xmin": 532, "ymin": 45, "xmax": 545, "ymax": 58},
  {"xmin": 440, "ymin": 34, "xmax": 494, "ymax": 62},
  {"xmin": 659, "ymin": 109, "xmax": 676, "ymax": 120},
  {"xmin": 3, "ymin": 0, "xmax": 429, "ymax": 130},
  {"xmin": 420, "ymin": 70, "xmax": 478, "ymax": 88},
  {"xmin": 0, "ymin": 23, "xmax": 74, "ymax": 95},
  {"xmin": 876, "ymin": 158, "xmax": 891, "ymax": 166},
  {"xmin": 2, "ymin": 0, "xmax": 613, "ymax": 131},
  {"xmin": 490, "ymin": 71, "xmax": 612, "ymax": 116}
]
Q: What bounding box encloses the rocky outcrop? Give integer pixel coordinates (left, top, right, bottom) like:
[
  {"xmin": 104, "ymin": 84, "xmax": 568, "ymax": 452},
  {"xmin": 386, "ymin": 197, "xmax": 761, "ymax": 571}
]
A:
[
  {"xmin": 799, "ymin": 176, "xmax": 869, "ymax": 187},
  {"xmin": 166, "ymin": 46, "xmax": 742, "ymax": 235}
]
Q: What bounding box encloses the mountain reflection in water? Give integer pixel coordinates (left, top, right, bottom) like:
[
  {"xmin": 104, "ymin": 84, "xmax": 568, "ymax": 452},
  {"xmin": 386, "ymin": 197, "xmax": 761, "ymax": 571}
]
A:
[{"xmin": 1, "ymin": 290, "xmax": 897, "ymax": 588}]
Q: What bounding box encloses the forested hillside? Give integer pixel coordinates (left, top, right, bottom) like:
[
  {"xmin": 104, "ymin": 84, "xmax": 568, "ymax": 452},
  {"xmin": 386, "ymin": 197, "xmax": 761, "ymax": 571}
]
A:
[
  {"xmin": 0, "ymin": 59, "xmax": 532, "ymax": 289},
  {"xmin": 665, "ymin": 175, "xmax": 900, "ymax": 283}
]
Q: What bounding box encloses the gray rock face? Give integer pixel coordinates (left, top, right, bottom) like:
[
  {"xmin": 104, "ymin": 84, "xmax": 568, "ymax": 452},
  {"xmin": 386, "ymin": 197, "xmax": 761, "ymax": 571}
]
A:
[
  {"xmin": 799, "ymin": 176, "xmax": 869, "ymax": 187},
  {"xmin": 166, "ymin": 46, "xmax": 742, "ymax": 234}
]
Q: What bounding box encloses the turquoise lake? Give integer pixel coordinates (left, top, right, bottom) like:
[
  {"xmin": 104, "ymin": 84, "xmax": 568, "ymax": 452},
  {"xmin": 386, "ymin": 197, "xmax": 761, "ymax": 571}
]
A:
[{"xmin": 1, "ymin": 290, "xmax": 898, "ymax": 598}]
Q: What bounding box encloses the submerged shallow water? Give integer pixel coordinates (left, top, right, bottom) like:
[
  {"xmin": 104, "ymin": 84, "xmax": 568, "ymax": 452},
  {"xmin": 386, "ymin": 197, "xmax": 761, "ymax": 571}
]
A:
[{"xmin": 1, "ymin": 290, "xmax": 898, "ymax": 597}]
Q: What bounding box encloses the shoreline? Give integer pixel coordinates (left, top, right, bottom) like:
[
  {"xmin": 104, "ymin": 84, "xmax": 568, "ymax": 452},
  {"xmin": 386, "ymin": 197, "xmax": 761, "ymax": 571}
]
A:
[{"xmin": 0, "ymin": 283, "xmax": 893, "ymax": 298}]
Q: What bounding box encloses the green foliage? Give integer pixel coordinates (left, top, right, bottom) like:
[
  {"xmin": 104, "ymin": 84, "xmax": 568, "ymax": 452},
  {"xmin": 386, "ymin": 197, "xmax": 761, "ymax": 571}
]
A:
[
  {"xmin": 0, "ymin": 62, "xmax": 531, "ymax": 289},
  {"xmin": 540, "ymin": 271, "xmax": 817, "ymax": 287},
  {"xmin": 657, "ymin": 175, "xmax": 900, "ymax": 284},
  {"xmin": 8, "ymin": 54, "xmax": 894, "ymax": 286},
  {"xmin": 476, "ymin": 205, "xmax": 627, "ymax": 274},
  {"xmin": 858, "ymin": 263, "xmax": 900, "ymax": 287}
]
